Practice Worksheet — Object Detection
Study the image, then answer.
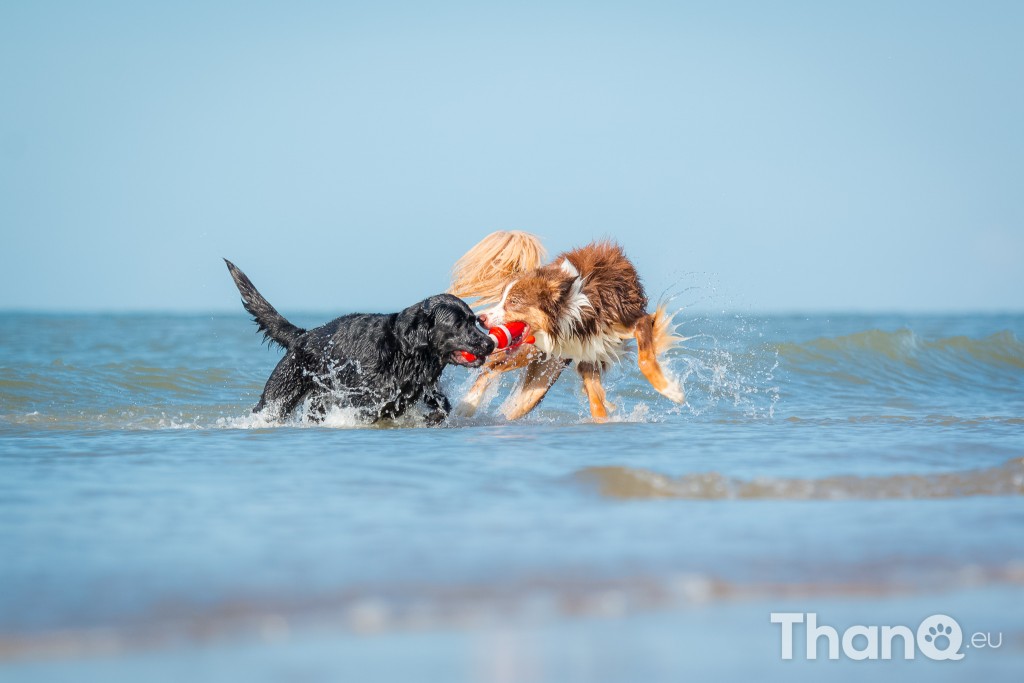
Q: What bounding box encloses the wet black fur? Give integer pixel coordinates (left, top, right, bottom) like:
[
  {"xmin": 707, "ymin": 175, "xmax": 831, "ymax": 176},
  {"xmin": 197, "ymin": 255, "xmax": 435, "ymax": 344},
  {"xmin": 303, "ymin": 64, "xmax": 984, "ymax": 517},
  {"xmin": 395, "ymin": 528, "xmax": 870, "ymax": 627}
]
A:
[{"xmin": 225, "ymin": 260, "xmax": 494, "ymax": 424}]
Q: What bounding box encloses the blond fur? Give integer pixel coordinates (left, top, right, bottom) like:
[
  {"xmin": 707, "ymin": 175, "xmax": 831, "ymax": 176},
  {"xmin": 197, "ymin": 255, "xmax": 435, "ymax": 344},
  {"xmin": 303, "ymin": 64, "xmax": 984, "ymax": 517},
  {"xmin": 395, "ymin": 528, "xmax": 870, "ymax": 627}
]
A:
[
  {"xmin": 449, "ymin": 231, "xmax": 546, "ymax": 305},
  {"xmin": 651, "ymin": 304, "xmax": 682, "ymax": 357}
]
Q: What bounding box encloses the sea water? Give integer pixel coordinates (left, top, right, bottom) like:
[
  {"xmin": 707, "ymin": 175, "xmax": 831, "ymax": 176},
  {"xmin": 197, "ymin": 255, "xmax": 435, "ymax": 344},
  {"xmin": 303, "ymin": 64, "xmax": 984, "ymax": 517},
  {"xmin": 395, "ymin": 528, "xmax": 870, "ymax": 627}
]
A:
[{"xmin": 1, "ymin": 312, "xmax": 1022, "ymax": 682}]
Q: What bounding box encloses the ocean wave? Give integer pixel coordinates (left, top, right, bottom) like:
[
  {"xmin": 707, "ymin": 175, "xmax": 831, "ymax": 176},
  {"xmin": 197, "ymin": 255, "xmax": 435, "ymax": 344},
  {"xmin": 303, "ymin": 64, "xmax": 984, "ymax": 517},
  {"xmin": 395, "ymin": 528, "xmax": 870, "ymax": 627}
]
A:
[
  {"xmin": 1, "ymin": 561, "xmax": 1021, "ymax": 661},
  {"xmin": 574, "ymin": 457, "xmax": 1024, "ymax": 500},
  {"xmin": 0, "ymin": 363, "xmax": 254, "ymax": 403},
  {"xmin": 1, "ymin": 326, "xmax": 1020, "ymax": 429},
  {"xmin": 783, "ymin": 414, "xmax": 1024, "ymax": 428},
  {"xmin": 774, "ymin": 329, "xmax": 1024, "ymax": 375}
]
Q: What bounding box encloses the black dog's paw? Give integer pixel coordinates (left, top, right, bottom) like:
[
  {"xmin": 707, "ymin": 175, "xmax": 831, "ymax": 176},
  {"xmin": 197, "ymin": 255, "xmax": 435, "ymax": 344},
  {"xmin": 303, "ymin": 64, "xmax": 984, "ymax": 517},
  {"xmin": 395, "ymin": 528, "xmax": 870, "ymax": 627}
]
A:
[
  {"xmin": 422, "ymin": 386, "xmax": 451, "ymax": 427},
  {"xmin": 423, "ymin": 408, "xmax": 450, "ymax": 427}
]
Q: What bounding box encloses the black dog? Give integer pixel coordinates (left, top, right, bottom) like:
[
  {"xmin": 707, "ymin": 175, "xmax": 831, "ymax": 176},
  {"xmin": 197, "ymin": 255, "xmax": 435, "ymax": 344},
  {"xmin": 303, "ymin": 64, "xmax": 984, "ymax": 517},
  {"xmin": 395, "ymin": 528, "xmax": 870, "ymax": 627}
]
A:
[{"xmin": 225, "ymin": 260, "xmax": 494, "ymax": 424}]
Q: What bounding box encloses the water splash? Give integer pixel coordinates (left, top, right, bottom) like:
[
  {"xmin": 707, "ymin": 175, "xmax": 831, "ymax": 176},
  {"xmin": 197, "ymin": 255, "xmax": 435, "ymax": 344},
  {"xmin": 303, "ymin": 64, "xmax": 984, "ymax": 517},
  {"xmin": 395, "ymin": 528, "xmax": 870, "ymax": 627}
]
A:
[{"xmin": 664, "ymin": 312, "xmax": 780, "ymax": 419}]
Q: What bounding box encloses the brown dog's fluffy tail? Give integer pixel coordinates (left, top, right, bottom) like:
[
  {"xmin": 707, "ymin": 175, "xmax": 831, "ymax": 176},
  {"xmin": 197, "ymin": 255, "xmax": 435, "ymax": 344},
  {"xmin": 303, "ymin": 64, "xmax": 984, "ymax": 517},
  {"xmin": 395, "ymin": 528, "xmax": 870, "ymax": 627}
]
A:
[
  {"xmin": 651, "ymin": 303, "xmax": 682, "ymax": 357},
  {"xmin": 449, "ymin": 231, "xmax": 546, "ymax": 305}
]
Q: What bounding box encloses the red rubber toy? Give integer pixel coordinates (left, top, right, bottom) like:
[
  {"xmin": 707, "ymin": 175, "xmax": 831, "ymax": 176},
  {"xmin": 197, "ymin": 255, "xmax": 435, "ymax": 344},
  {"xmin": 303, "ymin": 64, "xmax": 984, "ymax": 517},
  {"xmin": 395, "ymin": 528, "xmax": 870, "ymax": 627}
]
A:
[{"xmin": 460, "ymin": 321, "xmax": 534, "ymax": 363}]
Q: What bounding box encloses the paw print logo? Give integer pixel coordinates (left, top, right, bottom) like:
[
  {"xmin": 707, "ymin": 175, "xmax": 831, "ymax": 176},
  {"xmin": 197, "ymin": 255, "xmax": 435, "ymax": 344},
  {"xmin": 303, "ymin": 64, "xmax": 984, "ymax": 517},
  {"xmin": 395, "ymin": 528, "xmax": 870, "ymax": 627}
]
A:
[
  {"xmin": 917, "ymin": 614, "xmax": 965, "ymax": 661},
  {"xmin": 925, "ymin": 623, "xmax": 954, "ymax": 648}
]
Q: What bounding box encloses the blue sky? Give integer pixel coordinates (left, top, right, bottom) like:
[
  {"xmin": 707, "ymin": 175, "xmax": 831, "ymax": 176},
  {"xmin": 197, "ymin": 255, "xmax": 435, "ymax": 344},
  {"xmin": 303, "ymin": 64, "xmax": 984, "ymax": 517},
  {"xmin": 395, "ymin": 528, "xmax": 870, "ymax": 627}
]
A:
[{"xmin": 1, "ymin": 1, "xmax": 1021, "ymax": 313}]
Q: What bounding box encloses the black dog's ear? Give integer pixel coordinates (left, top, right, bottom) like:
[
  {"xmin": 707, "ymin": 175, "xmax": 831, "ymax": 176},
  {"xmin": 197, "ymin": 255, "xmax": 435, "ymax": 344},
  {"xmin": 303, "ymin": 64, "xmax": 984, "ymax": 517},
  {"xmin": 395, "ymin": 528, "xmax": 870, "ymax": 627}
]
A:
[
  {"xmin": 394, "ymin": 306, "xmax": 432, "ymax": 353},
  {"xmin": 418, "ymin": 298, "xmax": 437, "ymax": 317}
]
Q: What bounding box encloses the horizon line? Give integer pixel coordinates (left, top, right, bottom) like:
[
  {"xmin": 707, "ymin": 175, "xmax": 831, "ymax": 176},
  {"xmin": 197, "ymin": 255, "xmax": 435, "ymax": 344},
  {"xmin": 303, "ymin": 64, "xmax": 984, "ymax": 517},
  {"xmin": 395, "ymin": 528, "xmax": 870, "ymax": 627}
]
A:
[{"xmin": 2, "ymin": 307, "xmax": 1023, "ymax": 317}]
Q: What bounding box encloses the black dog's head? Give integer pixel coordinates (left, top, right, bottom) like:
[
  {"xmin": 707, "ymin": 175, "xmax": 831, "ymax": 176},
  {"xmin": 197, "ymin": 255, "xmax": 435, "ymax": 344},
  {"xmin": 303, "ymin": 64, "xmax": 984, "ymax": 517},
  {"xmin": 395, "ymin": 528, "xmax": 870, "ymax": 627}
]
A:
[{"xmin": 396, "ymin": 294, "xmax": 495, "ymax": 368}]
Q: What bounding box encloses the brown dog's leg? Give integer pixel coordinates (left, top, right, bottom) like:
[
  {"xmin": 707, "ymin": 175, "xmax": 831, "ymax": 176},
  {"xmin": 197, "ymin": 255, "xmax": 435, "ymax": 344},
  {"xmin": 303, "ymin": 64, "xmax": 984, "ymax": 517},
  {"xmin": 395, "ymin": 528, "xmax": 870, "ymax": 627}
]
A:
[
  {"xmin": 634, "ymin": 314, "xmax": 685, "ymax": 404},
  {"xmin": 455, "ymin": 346, "xmax": 539, "ymax": 417},
  {"xmin": 502, "ymin": 356, "xmax": 571, "ymax": 420},
  {"xmin": 577, "ymin": 361, "xmax": 611, "ymax": 422}
]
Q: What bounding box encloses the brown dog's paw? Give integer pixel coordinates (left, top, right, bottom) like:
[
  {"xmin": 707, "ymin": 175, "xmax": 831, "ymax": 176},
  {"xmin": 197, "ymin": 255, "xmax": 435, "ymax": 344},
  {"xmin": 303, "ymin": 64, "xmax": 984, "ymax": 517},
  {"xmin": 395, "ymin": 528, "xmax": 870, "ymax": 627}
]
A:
[
  {"xmin": 454, "ymin": 399, "xmax": 480, "ymax": 418},
  {"xmin": 660, "ymin": 381, "xmax": 686, "ymax": 404}
]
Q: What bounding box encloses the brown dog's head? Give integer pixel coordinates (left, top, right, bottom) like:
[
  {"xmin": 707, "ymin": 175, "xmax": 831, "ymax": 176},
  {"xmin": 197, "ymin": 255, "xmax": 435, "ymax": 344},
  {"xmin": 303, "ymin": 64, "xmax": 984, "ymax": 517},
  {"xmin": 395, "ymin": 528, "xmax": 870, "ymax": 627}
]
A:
[{"xmin": 478, "ymin": 262, "xmax": 586, "ymax": 347}]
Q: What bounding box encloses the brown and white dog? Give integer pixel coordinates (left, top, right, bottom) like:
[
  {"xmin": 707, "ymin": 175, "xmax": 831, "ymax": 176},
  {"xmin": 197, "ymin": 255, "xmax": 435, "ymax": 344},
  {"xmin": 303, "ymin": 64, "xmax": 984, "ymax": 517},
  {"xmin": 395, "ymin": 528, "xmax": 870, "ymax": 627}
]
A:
[{"xmin": 449, "ymin": 231, "xmax": 684, "ymax": 421}]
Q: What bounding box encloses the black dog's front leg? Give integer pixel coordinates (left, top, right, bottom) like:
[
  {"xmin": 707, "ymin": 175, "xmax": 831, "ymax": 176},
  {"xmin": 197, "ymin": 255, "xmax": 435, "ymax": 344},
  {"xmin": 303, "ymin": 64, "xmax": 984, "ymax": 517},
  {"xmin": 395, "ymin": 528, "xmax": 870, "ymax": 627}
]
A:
[{"xmin": 423, "ymin": 385, "xmax": 451, "ymax": 426}]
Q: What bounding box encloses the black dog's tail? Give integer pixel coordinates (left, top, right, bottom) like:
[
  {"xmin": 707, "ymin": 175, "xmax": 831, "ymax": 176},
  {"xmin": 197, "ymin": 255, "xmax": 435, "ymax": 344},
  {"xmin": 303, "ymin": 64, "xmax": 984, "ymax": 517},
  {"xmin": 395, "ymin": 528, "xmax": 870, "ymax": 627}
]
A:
[{"xmin": 224, "ymin": 259, "xmax": 305, "ymax": 349}]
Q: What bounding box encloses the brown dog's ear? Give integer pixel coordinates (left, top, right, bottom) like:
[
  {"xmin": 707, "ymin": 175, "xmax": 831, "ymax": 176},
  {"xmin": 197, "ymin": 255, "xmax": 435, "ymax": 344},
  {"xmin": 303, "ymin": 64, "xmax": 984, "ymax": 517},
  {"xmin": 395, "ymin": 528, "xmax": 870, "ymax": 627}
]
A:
[{"xmin": 555, "ymin": 276, "xmax": 577, "ymax": 302}]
